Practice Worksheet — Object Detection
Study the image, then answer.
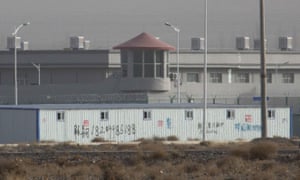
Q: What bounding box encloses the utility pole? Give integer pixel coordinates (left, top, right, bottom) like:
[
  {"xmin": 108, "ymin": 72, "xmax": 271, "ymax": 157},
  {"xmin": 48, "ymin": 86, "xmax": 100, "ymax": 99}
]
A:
[
  {"xmin": 202, "ymin": 0, "xmax": 208, "ymax": 141},
  {"xmin": 260, "ymin": 0, "xmax": 267, "ymax": 138}
]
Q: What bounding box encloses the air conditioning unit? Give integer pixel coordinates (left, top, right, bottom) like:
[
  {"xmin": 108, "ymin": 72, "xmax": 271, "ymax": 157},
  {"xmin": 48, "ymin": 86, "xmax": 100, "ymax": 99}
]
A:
[
  {"xmin": 21, "ymin": 41, "xmax": 29, "ymax": 50},
  {"xmin": 236, "ymin": 36, "xmax": 250, "ymax": 50},
  {"xmin": 84, "ymin": 40, "xmax": 90, "ymax": 50},
  {"xmin": 279, "ymin": 36, "xmax": 293, "ymax": 50},
  {"xmin": 70, "ymin": 36, "xmax": 85, "ymax": 50},
  {"xmin": 7, "ymin": 36, "xmax": 21, "ymax": 49},
  {"xmin": 253, "ymin": 39, "xmax": 267, "ymax": 50},
  {"xmin": 191, "ymin": 37, "xmax": 204, "ymax": 50}
]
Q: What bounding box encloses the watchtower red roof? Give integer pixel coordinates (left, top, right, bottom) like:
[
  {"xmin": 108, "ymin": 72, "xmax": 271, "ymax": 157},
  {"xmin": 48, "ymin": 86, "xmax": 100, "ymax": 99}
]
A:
[{"xmin": 113, "ymin": 32, "xmax": 175, "ymax": 51}]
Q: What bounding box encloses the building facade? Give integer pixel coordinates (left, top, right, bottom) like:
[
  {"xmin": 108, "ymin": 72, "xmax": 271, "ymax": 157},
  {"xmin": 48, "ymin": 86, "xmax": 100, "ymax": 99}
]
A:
[
  {"xmin": 0, "ymin": 104, "xmax": 291, "ymax": 144},
  {"xmin": 0, "ymin": 32, "xmax": 299, "ymax": 136}
]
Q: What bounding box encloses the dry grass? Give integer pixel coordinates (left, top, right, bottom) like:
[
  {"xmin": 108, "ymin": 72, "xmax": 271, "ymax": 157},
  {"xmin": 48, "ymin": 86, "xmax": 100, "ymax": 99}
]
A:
[
  {"xmin": 249, "ymin": 141, "xmax": 278, "ymax": 160},
  {"xmin": 230, "ymin": 140, "xmax": 278, "ymax": 160},
  {"xmin": 0, "ymin": 138, "xmax": 298, "ymax": 179}
]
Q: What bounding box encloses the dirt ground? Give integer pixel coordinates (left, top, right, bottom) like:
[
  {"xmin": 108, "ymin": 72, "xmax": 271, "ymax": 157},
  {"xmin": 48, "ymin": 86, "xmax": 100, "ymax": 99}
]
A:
[{"xmin": 0, "ymin": 137, "xmax": 299, "ymax": 180}]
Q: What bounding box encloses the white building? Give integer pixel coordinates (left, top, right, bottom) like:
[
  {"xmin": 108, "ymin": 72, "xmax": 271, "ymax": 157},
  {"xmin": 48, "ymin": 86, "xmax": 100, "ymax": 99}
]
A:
[{"xmin": 0, "ymin": 104, "xmax": 291, "ymax": 144}]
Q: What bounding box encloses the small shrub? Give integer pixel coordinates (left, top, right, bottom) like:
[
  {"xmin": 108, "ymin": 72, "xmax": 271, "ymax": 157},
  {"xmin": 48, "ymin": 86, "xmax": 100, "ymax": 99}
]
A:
[
  {"xmin": 99, "ymin": 161, "xmax": 128, "ymax": 180},
  {"xmin": 149, "ymin": 150, "xmax": 169, "ymax": 160},
  {"xmin": 216, "ymin": 156, "xmax": 245, "ymax": 174},
  {"xmin": 138, "ymin": 140, "xmax": 169, "ymax": 160},
  {"xmin": 205, "ymin": 163, "xmax": 220, "ymax": 177},
  {"xmin": 138, "ymin": 138, "xmax": 155, "ymax": 145},
  {"xmin": 249, "ymin": 141, "xmax": 278, "ymax": 160},
  {"xmin": 167, "ymin": 136, "xmax": 179, "ymax": 141},
  {"xmin": 230, "ymin": 145, "xmax": 250, "ymax": 160},
  {"xmin": 152, "ymin": 136, "xmax": 166, "ymax": 141},
  {"xmin": 56, "ymin": 156, "xmax": 68, "ymax": 166},
  {"xmin": 117, "ymin": 144, "xmax": 138, "ymax": 151},
  {"xmin": 123, "ymin": 155, "xmax": 143, "ymax": 166},
  {"xmin": 0, "ymin": 159, "xmax": 16, "ymax": 172},
  {"xmin": 187, "ymin": 138, "xmax": 200, "ymax": 141},
  {"xmin": 92, "ymin": 137, "xmax": 106, "ymax": 142},
  {"xmin": 183, "ymin": 162, "xmax": 200, "ymax": 173},
  {"xmin": 200, "ymin": 141, "xmax": 212, "ymax": 147}
]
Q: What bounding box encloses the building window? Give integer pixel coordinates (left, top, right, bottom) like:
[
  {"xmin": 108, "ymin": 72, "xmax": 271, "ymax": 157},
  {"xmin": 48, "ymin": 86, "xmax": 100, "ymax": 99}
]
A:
[
  {"xmin": 144, "ymin": 64, "xmax": 154, "ymax": 78},
  {"xmin": 209, "ymin": 72, "xmax": 222, "ymax": 83},
  {"xmin": 121, "ymin": 51, "xmax": 128, "ymax": 63},
  {"xmin": 143, "ymin": 110, "xmax": 152, "ymax": 120},
  {"xmin": 57, "ymin": 111, "xmax": 65, "ymax": 121},
  {"xmin": 226, "ymin": 109, "xmax": 235, "ymax": 120},
  {"xmin": 268, "ymin": 110, "xmax": 275, "ymax": 120},
  {"xmin": 100, "ymin": 111, "xmax": 109, "ymax": 121},
  {"xmin": 121, "ymin": 51, "xmax": 128, "ymax": 77},
  {"xmin": 187, "ymin": 73, "xmax": 200, "ymax": 82},
  {"xmin": 17, "ymin": 71, "xmax": 29, "ymax": 85},
  {"xmin": 235, "ymin": 72, "xmax": 250, "ymax": 83},
  {"xmin": 156, "ymin": 64, "xmax": 163, "ymax": 78},
  {"xmin": 267, "ymin": 72, "xmax": 272, "ymax": 83},
  {"xmin": 282, "ymin": 73, "xmax": 294, "ymax": 83},
  {"xmin": 156, "ymin": 51, "xmax": 164, "ymax": 63},
  {"xmin": 185, "ymin": 110, "xmax": 194, "ymax": 120},
  {"xmin": 121, "ymin": 65, "xmax": 128, "ymax": 77},
  {"xmin": 144, "ymin": 50, "xmax": 154, "ymax": 63},
  {"xmin": 133, "ymin": 50, "xmax": 143, "ymax": 63},
  {"xmin": 132, "ymin": 50, "xmax": 164, "ymax": 78},
  {"xmin": 133, "ymin": 64, "xmax": 143, "ymax": 77},
  {"xmin": 155, "ymin": 50, "xmax": 164, "ymax": 78}
]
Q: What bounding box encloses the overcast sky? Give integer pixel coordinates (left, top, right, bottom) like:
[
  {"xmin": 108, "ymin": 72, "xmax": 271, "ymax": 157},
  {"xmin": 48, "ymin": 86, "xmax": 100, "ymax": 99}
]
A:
[{"xmin": 0, "ymin": 0, "xmax": 299, "ymax": 50}]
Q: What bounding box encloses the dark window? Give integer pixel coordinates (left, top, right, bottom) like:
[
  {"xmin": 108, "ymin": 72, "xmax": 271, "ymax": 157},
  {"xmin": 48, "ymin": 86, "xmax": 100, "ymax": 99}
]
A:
[
  {"xmin": 209, "ymin": 72, "xmax": 222, "ymax": 83},
  {"xmin": 282, "ymin": 73, "xmax": 294, "ymax": 83},
  {"xmin": 122, "ymin": 65, "xmax": 128, "ymax": 77},
  {"xmin": 268, "ymin": 110, "xmax": 275, "ymax": 120},
  {"xmin": 133, "ymin": 64, "xmax": 143, "ymax": 77},
  {"xmin": 144, "ymin": 64, "xmax": 154, "ymax": 77},
  {"xmin": 156, "ymin": 51, "xmax": 164, "ymax": 63},
  {"xmin": 143, "ymin": 110, "xmax": 152, "ymax": 120},
  {"xmin": 226, "ymin": 110, "xmax": 235, "ymax": 120},
  {"xmin": 144, "ymin": 50, "xmax": 154, "ymax": 63},
  {"xmin": 185, "ymin": 110, "xmax": 194, "ymax": 120},
  {"xmin": 156, "ymin": 64, "xmax": 163, "ymax": 78},
  {"xmin": 100, "ymin": 111, "xmax": 109, "ymax": 121},
  {"xmin": 57, "ymin": 111, "xmax": 65, "ymax": 121},
  {"xmin": 121, "ymin": 50, "xmax": 128, "ymax": 63}
]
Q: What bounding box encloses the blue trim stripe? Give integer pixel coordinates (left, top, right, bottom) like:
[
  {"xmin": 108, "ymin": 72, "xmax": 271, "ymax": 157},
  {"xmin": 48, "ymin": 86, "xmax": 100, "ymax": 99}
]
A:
[
  {"xmin": 36, "ymin": 109, "xmax": 40, "ymax": 142},
  {"xmin": 290, "ymin": 107, "xmax": 293, "ymax": 138}
]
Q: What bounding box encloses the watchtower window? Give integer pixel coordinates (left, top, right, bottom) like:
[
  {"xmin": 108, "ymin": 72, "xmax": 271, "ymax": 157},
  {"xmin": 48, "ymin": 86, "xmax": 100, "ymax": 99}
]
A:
[{"xmin": 132, "ymin": 50, "xmax": 164, "ymax": 78}]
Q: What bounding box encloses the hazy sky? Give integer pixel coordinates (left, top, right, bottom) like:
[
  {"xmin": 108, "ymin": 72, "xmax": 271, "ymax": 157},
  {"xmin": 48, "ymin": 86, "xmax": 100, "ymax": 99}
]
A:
[{"xmin": 0, "ymin": 0, "xmax": 299, "ymax": 50}]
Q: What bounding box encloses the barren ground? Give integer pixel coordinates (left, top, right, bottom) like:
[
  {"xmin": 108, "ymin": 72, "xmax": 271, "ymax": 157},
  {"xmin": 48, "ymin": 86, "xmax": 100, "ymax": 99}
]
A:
[{"xmin": 0, "ymin": 138, "xmax": 299, "ymax": 180}]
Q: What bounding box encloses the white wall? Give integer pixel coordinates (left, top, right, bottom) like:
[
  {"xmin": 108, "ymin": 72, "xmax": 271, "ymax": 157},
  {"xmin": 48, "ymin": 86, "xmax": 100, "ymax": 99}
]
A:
[{"xmin": 38, "ymin": 107, "xmax": 290, "ymax": 143}]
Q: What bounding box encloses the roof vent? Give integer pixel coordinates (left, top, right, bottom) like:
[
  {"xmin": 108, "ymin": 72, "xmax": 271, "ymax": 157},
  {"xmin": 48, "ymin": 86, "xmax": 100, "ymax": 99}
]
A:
[
  {"xmin": 6, "ymin": 36, "xmax": 21, "ymax": 50},
  {"xmin": 279, "ymin": 36, "xmax": 293, "ymax": 50},
  {"xmin": 191, "ymin": 37, "xmax": 204, "ymax": 50},
  {"xmin": 236, "ymin": 36, "xmax": 250, "ymax": 50},
  {"xmin": 253, "ymin": 39, "xmax": 267, "ymax": 50},
  {"xmin": 21, "ymin": 41, "xmax": 29, "ymax": 51},
  {"xmin": 70, "ymin": 36, "xmax": 85, "ymax": 50}
]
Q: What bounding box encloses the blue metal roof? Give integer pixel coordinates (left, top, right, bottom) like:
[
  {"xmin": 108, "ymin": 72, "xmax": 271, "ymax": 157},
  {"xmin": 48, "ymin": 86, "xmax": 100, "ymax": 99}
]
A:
[{"xmin": 0, "ymin": 103, "xmax": 281, "ymax": 110}]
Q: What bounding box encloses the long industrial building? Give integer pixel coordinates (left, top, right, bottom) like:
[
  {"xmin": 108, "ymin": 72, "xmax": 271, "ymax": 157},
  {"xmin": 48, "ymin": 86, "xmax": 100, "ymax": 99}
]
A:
[
  {"xmin": 0, "ymin": 104, "xmax": 291, "ymax": 144},
  {"xmin": 0, "ymin": 32, "xmax": 299, "ymax": 137}
]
